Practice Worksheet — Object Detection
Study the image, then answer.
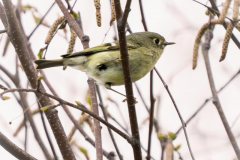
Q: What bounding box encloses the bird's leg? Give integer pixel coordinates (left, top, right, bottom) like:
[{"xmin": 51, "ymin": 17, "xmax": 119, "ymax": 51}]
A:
[
  {"xmin": 104, "ymin": 83, "xmax": 138, "ymax": 104},
  {"xmin": 104, "ymin": 83, "xmax": 126, "ymax": 97}
]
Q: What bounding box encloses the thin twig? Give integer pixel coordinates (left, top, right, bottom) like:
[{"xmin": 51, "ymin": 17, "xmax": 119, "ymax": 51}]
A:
[
  {"xmin": 0, "ymin": 88, "xmax": 132, "ymax": 143},
  {"xmin": 34, "ymin": 2, "xmax": 113, "ymax": 157},
  {"xmin": 96, "ymin": 85, "xmax": 122, "ymax": 160},
  {"xmin": 0, "ymin": 61, "xmax": 52, "ymax": 159},
  {"xmin": 201, "ymin": 25, "xmax": 240, "ymax": 159},
  {"xmin": 154, "ymin": 67, "xmax": 195, "ymax": 160},
  {"xmin": 138, "ymin": 0, "xmax": 148, "ymax": 31},
  {"xmin": 134, "ymin": 83, "xmax": 149, "ymax": 112},
  {"xmin": 1, "ymin": 1, "xmax": 74, "ymax": 159},
  {"xmin": 208, "ymin": 0, "xmax": 240, "ymax": 49},
  {"xmin": 39, "ymin": 71, "xmax": 114, "ymax": 159},
  {"xmin": 175, "ymin": 68, "xmax": 240, "ymax": 135},
  {"xmin": 27, "ymin": 2, "xmax": 55, "ymax": 40},
  {"xmin": 147, "ymin": 70, "xmax": 155, "ymax": 160},
  {"xmin": 37, "ymin": 102, "xmax": 58, "ymax": 160},
  {"xmin": 55, "ymin": 0, "xmax": 89, "ymax": 48}
]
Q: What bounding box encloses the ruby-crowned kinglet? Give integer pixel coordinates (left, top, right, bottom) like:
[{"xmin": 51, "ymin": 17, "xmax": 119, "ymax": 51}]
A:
[{"xmin": 35, "ymin": 32, "xmax": 174, "ymax": 88}]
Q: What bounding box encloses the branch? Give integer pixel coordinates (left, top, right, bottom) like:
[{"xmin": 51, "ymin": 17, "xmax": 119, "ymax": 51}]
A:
[
  {"xmin": 88, "ymin": 79, "xmax": 103, "ymax": 160},
  {"xmin": 0, "ymin": 131, "xmax": 37, "ymax": 160},
  {"xmin": 54, "ymin": 1, "xmax": 105, "ymax": 158},
  {"xmin": 175, "ymin": 68, "xmax": 240, "ymax": 135},
  {"xmin": 0, "ymin": 29, "xmax": 6, "ymax": 34},
  {"xmin": 201, "ymin": 25, "xmax": 240, "ymax": 159},
  {"xmin": 0, "ymin": 88, "xmax": 132, "ymax": 144},
  {"xmin": 28, "ymin": 2, "xmax": 56, "ymax": 40},
  {"xmin": 55, "ymin": 0, "xmax": 89, "ymax": 48},
  {"xmin": 96, "ymin": 85, "xmax": 123, "ymax": 160},
  {"xmin": 154, "ymin": 68, "xmax": 195, "ymax": 160},
  {"xmin": 147, "ymin": 70, "xmax": 155, "ymax": 160},
  {"xmin": 0, "ymin": 64, "xmax": 52, "ymax": 159},
  {"xmin": 138, "ymin": 0, "xmax": 148, "ymax": 31},
  {"xmin": 208, "ymin": 0, "xmax": 240, "ymax": 49},
  {"xmin": 1, "ymin": 1, "xmax": 75, "ymax": 159},
  {"xmin": 114, "ymin": 0, "xmax": 142, "ymax": 159}
]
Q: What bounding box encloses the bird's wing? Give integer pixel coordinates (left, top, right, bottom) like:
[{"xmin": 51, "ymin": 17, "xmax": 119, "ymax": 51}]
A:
[
  {"xmin": 61, "ymin": 41, "xmax": 136, "ymax": 58},
  {"xmin": 95, "ymin": 47, "xmax": 146, "ymax": 67}
]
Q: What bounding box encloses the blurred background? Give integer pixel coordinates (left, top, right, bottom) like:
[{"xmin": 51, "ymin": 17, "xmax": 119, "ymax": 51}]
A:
[{"xmin": 1, "ymin": 0, "xmax": 240, "ymax": 159}]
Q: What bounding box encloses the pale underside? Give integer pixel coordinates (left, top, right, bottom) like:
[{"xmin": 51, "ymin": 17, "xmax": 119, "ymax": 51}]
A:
[{"xmin": 64, "ymin": 47, "xmax": 162, "ymax": 86}]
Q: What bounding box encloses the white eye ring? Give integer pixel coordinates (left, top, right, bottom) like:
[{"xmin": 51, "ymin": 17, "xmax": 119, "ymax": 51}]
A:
[{"xmin": 154, "ymin": 38, "xmax": 160, "ymax": 45}]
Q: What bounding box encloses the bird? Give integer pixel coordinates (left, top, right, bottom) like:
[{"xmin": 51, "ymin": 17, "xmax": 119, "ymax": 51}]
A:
[{"xmin": 35, "ymin": 32, "xmax": 174, "ymax": 92}]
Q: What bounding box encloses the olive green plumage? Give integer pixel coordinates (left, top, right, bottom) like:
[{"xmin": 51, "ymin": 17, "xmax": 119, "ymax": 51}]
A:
[{"xmin": 35, "ymin": 32, "xmax": 174, "ymax": 86}]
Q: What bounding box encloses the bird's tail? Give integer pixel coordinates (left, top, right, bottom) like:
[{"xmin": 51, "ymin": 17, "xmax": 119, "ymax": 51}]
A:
[{"xmin": 35, "ymin": 59, "xmax": 65, "ymax": 69}]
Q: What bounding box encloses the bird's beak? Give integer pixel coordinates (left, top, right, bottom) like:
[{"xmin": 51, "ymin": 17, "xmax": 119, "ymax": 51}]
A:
[{"xmin": 163, "ymin": 42, "xmax": 175, "ymax": 46}]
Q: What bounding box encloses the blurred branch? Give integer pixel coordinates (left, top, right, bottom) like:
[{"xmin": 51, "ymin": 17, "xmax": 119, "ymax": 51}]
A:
[
  {"xmin": 0, "ymin": 1, "xmax": 75, "ymax": 159},
  {"xmin": 88, "ymin": 79, "xmax": 103, "ymax": 160},
  {"xmin": 154, "ymin": 67, "xmax": 195, "ymax": 160},
  {"xmin": 0, "ymin": 63, "xmax": 52, "ymax": 159},
  {"xmin": 138, "ymin": 0, "xmax": 148, "ymax": 31},
  {"xmin": 97, "ymin": 85, "xmax": 122, "ymax": 160},
  {"xmin": 114, "ymin": 0, "xmax": 142, "ymax": 159},
  {"xmin": 108, "ymin": 113, "xmax": 130, "ymax": 135},
  {"xmin": 203, "ymin": 0, "xmax": 240, "ymax": 49},
  {"xmin": 165, "ymin": 139, "xmax": 173, "ymax": 160},
  {"xmin": 13, "ymin": 109, "xmax": 39, "ymax": 136},
  {"xmin": 134, "ymin": 83, "xmax": 149, "ymax": 112},
  {"xmin": 55, "ymin": 1, "xmax": 104, "ymax": 159},
  {"xmin": 37, "ymin": 102, "xmax": 58, "ymax": 160},
  {"xmin": 55, "ymin": 0, "xmax": 89, "ymax": 48},
  {"xmin": 28, "ymin": 2, "xmax": 56, "ymax": 40},
  {"xmin": 0, "ymin": 29, "xmax": 6, "ymax": 34},
  {"xmin": 0, "ymin": 87, "xmax": 132, "ymax": 143},
  {"xmin": 176, "ymin": 68, "xmax": 240, "ymax": 135},
  {"xmin": 201, "ymin": 23, "xmax": 240, "ymax": 159},
  {"xmin": 0, "ymin": 131, "xmax": 37, "ymax": 160},
  {"xmin": 29, "ymin": 2, "xmax": 113, "ymax": 158}
]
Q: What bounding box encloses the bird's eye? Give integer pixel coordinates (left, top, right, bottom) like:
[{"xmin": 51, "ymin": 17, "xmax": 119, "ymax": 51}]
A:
[{"xmin": 154, "ymin": 39, "xmax": 160, "ymax": 45}]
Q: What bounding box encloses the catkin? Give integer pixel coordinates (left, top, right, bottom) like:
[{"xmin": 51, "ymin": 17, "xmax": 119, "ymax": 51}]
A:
[
  {"xmin": 45, "ymin": 16, "xmax": 65, "ymax": 44},
  {"xmin": 192, "ymin": 23, "xmax": 209, "ymax": 69},
  {"xmin": 66, "ymin": 28, "xmax": 77, "ymax": 55},
  {"xmin": 220, "ymin": 21, "xmax": 235, "ymax": 61},
  {"xmin": 94, "ymin": 0, "xmax": 101, "ymax": 27},
  {"xmin": 219, "ymin": 0, "xmax": 239, "ymax": 62},
  {"xmin": 217, "ymin": 0, "xmax": 232, "ymax": 23},
  {"xmin": 235, "ymin": 23, "xmax": 240, "ymax": 32},
  {"xmin": 233, "ymin": 0, "xmax": 240, "ymax": 20},
  {"xmin": 110, "ymin": 0, "xmax": 115, "ymax": 26}
]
